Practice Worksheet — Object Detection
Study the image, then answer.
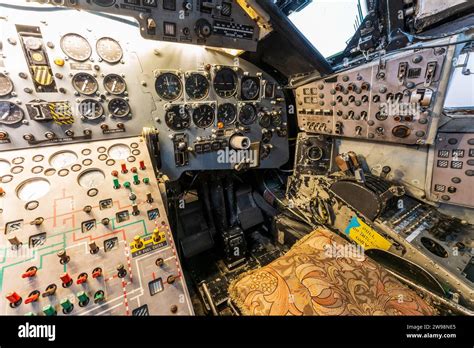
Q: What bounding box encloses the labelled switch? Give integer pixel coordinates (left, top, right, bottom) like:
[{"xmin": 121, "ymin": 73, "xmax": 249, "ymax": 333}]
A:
[
  {"xmin": 77, "ymin": 291, "xmax": 90, "ymax": 307},
  {"xmin": 132, "ymin": 204, "xmax": 140, "ymax": 216},
  {"xmin": 42, "ymin": 304, "xmax": 57, "ymax": 316},
  {"xmin": 24, "ymin": 290, "xmax": 40, "ymax": 304},
  {"xmin": 42, "ymin": 284, "xmax": 57, "ymax": 297},
  {"xmin": 57, "ymin": 250, "xmax": 70, "ymax": 264},
  {"xmin": 94, "ymin": 290, "xmax": 105, "ymax": 304},
  {"xmin": 89, "ymin": 241, "xmax": 99, "ymax": 254},
  {"xmin": 134, "ymin": 235, "xmax": 143, "ymax": 248},
  {"xmin": 92, "ymin": 267, "xmax": 103, "ymax": 279},
  {"xmin": 6, "ymin": 292, "xmax": 22, "ymax": 307},
  {"xmin": 146, "ymin": 192, "xmax": 153, "ymax": 203},
  {"xmin": 117, "ymin": 264, "xmax": 127, "ymax": 278},
  {"xmin": 22, "ymin": 266, "xmax": 38, "ymax": 279},
  {"xmin": 76, "ymin": 272, "xmax": 88, "ymax": 285},
  {"xmin": 60, "ymin": 298, "xmax": 74, "ymax": 314},
  {"xmin": 121, "ymin": 163, "xmax": 128, "ymax": 174},
  {"xmin": 60, "ymin": 272, "xmax": 73, "ymax": 287},
  {"xmin": 139, "ymin": 160, "xmax": 146, "ymax": 170}
]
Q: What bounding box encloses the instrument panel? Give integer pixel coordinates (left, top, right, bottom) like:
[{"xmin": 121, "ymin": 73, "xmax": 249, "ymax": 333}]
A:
[
  {"xmin": 295, "ymin": 47, "xmax": 449, "ymax": 145},
  {"xmin": 0, "ymin": 6, "xmax": 289, "ymax": 180},
  {"xmin": 33, "ymin": 0, "xmax": 261, "ymax": 52}
]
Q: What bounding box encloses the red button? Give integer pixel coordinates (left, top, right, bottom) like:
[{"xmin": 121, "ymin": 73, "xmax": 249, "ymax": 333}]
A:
[
  {"xmin": 111, "ymin": 170, "xmax": 118, "ymax": 177},
  {"xmin": 60, "ymin": 273, "xmax": 72, "ymax": 284},
  {"xmin": 131, "ymin": 167, "xmax": 137, "ymax": 173},
  {"xmin": 6, "ymin": 292, "xmax": 22, "ymax": 304}
]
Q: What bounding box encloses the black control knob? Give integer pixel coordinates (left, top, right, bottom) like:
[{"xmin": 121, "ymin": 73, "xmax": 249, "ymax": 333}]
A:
[{"xmin": 195, "ymin": 19, "xmax": 212, "ymax": 39}]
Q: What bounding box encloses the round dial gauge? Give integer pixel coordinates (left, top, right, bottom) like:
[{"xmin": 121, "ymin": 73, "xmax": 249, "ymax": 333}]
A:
[
  {"xmin": 217, "ymin": 103, "xmax": 237, "ymax": 126},
  {"xmin": 238, "ymin": 104, "xmax": 257, "ymax": 125},
  {"xmin": 96, "ymin": 37, "xmax": 123, "ymax": 64},
  {"xmin": 60, "ymin": 33, "xmax": 92, "ymax": 62},
  {"xmin": 0, "ymin": 73, "xmax": 14, "ymax": 97},
  {"xmin": 165, "ymin": 105, "xmax": 191, "ymax": 131},
  {"xmin": 108, "ymin": 144, "xmax": 130, "ymax": 160},
  {"xmin": 192, "ymin": 104, "xmax": 215, "ymax": 128},
  {"xmin": 49, "ymin": 150, "xmax": 78, "ymax": 169},
  {"xmin": 0, "ymin": 102, "xmax": 24, "ymax": 125},
  {"xmin": 78, "ymin": 99, "xmax": 104, "ymax": 120},
  {"xmin": 103, "ymin": 74, "xmax": 126, "ymax": 95},
  {"xmin": 307, "ymin": 146, "xmax": 323, "ymax": 161},
  {"xmin": 213, "ymin": 67, "xmax": 237, "ymax": 98},
  {"xmin": 24, "ymin": 37, "xmax": 42, "ymax": 51},
  {"xmin": 72, "ymin": 73, "xmax": 98, "ymax": 95},
  {"xmin": 78, "ymin": 169, "xmax": 105, "ymax": 188},
  {"xmin": 108, "ymin": 98, "xmax": 130, "ymax": 117},
  {"xmin": 185, "ymin": 73, "xmax": 209, "ymax": 100},
  {"xmin": 155, "ymin": 73, "xmax": 182, "ymax": 101},
  {"xmin": 241, "ymin": 77, "xmax": 260, "ymax": 100},
  {"xmin": 17, "ymin": 178, "xmax": 50, "ymax": 201},
  {"xmin": 258, "ymin": 113, "xmax": 271, "ymax": 128}
]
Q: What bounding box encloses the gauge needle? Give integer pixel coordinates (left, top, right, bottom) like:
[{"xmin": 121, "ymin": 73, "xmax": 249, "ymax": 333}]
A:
[
  {"xmin": 1, "ymin": 111, "xmax": 8, "ymax": 119},
  {"xmin": 112, "ymin": 81, "xmax": 117, "ymax": 91},
  {"xmin": 82, "ymin": 80, "xmax": 88, "ymax": 91},
  {"xmin": 114, "ymin": 108, "xmax": 120, "ymax": 114}
]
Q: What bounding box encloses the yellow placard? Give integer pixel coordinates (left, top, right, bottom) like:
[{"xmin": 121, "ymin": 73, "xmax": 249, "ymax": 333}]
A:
[{"xmin": 344, "ymin": 216, "xmax": 391, "ymax": 250}]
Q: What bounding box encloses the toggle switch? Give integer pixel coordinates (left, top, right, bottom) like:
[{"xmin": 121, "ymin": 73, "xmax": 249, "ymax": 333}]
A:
[
  {"xmin": 116, "ymin": 264, "xmax": 127, "ymax": 278},
  {"xmin": 42, "ymin": 284, "xmax": 57, "ymax": 297},
  {"xmin": 57, "ymin": 250, "xmax": 70, "ymax": 264},
  {"xmin": 132, "ymin": 204, "xmax": 140, "ymax": 216},
  {"xmin": 76, "ymin": 291, "xmax": 90, "ymax": 307},
  {"xmin": 143, "ymin": 177, "xmax": 150, "ymax": 184},
  {"xmin": 94, "ymin": 290, "xmax": 105, "ymax": 304},
  {"xmin": 42, "ymin": 304, "xmax": 57, "ymax": 316},
  {"xmin": 121, "ymin": 163, "xmax": 128, "ymax": 174},
  {"xmin": 76, "ymin": 272, "xmax": 88, "ymax": 285},
  {"xmin": 92, "ymin": 267, "xmax": 103, "ymax": 279},
  {"xmin": 113, "ymin": 178, "xmax": 120, "ymax": 189},
  {"xmin": 24, "ymin": 290, "xmax": 40, "ymax": 304},
  {"xmin": 167, "ymin": 274, "xmax": 177, "ymax": 284},
  {"xmin": 6, "ymin": 292, "xmax": 22, "ymax": 307},
  {"xmin": 22, "ymin": 266, "xmax": 38, "ymax": 279},
  {"xmin": 139, "ymin": 160, "xmax": 146, "ymax": 170},
  {"xmin": 8, "ymin": 235, "xmax": 22, "ymax": 249},
  {"xmin": 146, "ymin": 192, "xmax": 153, "ymax": 203},
  {"xmin": 60, "ymin": 272, "xmax": 73, "ymax": 287},
  {"xmin": 152, "ymin": 228, "xmax": 162, "ymax": 243},
  {"xmin": 134, "ymin": 235, "xmax": 143, "ymax": 248},
  {"xmin": 60, "ymin": 298, "xmax": 74, "ymax": 314},
  {"xmin": 89, "ymin": 241, "xmax": 99, "ymax": 254},
  {"xmin": 133, "ymin": 174, "xmax": 140, "ymax": 185}
]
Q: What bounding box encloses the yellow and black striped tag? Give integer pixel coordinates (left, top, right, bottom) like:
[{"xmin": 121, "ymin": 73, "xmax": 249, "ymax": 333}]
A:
[
  {"xmin": 48, "ymin": 102, "xmax": 74, "ymax": 125},
  {"xmin": 32, "ymin": 66, "xmax": 53, "ymax": 86}
]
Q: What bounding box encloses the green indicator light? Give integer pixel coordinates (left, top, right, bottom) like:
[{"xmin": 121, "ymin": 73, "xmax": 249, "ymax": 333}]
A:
[
  {"xmin": 143, "ymin": 177, "xmax": 150, "ymax": 184},
  {"xmin": 123, "ymin": 181, "xmax": 131, "ymax": 189},
  {"xmin": 113, "ymin": 178, "xmax": 120, "ymax": 189},
  {"xmin": 133, "ymin": 174, "xmax": 140, "ymax": 185}
]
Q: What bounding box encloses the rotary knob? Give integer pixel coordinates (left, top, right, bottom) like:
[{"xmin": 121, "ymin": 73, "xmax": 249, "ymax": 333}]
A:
[{"xmin": 195, "ymin": 19, "xmax": 212, "ymax": 39}]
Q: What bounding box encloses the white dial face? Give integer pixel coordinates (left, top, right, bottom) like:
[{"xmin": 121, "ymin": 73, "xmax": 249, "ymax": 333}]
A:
[
  {"xmin": 108, "ymin": 144, "xmax": 130, "ymax": 160},
  {"xmin": 78, "ymin": 169, "xmax": 105, "ymax": 188},
  {"xmin": 0, "ymin": 159, "xmax": 10, "ymax": 176},
  {"xmin": 49, "ymin": 151, "xmax": 78, "ymax": 169},
  {"xmin": 17, "ymin": 178, "xmax": 51, "ymax": 201}
]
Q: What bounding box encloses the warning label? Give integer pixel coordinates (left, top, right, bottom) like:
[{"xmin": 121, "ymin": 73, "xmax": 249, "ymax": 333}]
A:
[{"xmin": 344, "ymin": 216, "xmax": 392, "ymax": 250}]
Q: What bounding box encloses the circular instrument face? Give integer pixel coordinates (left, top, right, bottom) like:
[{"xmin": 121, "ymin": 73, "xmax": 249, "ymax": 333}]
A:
[
  {"xmin": 238, "ymin": 104, "xmax": 257, "ymax": 125},
  {"xmin": 96, "ymin": 37, "xmax": 123, "ymax": 64},
  {"xmin": 165, "ymin": 105, "xmax": 191, "ymax": 131},
  {"xmin": 0, "ymin": 74, "xmax": 14, "ymax": 97},
  {"xmin": 103, "ymin": 74, "xmax": 126, "ymax": 95},
  {"xmin": 213, "ymin": 67, "xmax": 238, "ymax": 98},
  {"xmin": 72, "ymin": 73, "xmax": 98, "ymax": 95},
  {"xmin": 192, "ymin": 104, "xmax": 215, "ymax": 128},
  {"xmin": 185, "ymin": 73, "xmax": 209, "ymax": 100},
  {"xmin": 78, "ymin": 169, "xmax": 105, "ymax": 188},
  {"xmin": 258, "ymin": 113, "xmax": 271, "ymax": 128},
  {"xmin": 217, "ymin": 103, "xmax": 237, "ymax": 126},
  {"xmin": 49, "ymin": 150, "xmax": 78, "ymax": 169},
  {"xmin": 17, "ymin": 178, "xmax": 50, "ymax": 201},
  {"xmin": 307, "ymin": 146, "xmax": 323, "ymax": 161},
  {"xmin": 155, "ymin": 73, "xmax": 182, "ymax": 101},
  {"xmin": 78, "ymin": 99, "xmax": 104, "ymax": 120},
  {"xmin": 108, "ymin": 143, "xmax": 130, "ymax": 160},
  {"xmin": 60, "ymin": 33, "xmax": 92, "ymax": 62},
  {"xmin": 108, "ymin": 98, "xmax": 130, "ymax": 117},
  {"xmin": 241, "ymin": 77, "xmax": 260, "ymax": 100},
  {"xmin": 0, "ymin": 102, "xmax": 24, "ymax": 125}
]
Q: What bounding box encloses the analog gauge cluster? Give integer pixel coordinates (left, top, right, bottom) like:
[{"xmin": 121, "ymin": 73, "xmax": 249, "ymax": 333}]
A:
[{"xmin": 60, "ymin": 33, "xmax": 123, "ymax": 64}]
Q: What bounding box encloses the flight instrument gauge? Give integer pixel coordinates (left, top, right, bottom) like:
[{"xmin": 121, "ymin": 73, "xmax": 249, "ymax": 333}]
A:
[
  {"xmin": 185, "ymin": 73, "xmax": 209, "ymax": 100},
  {"xmin": 79, "ymin": 99, "xmax": 104, "ymax": 120},
  {"xmin": 213, "ymin": 67, "xmax": 237, "ymax": 98},
  {"xmin": 238, "ymin": 104, "xmax": 257, "ymax": 125},
  {"xmin": 241, "ymin": 76, "xmax": 260, "ymax": 100},
  {"xmin": 108, "ymin": 98, "xmax": 130, "ymax": 117},
  {"xmin": 72, "ymin": 73, "xmax": 99, "ymax": 95},
  {"xmin": 155, "ymin": 72, "xmax": 182, "ymax": 101},
  {"xmin": 78, "ymin": 169, "xmax": 105, "ymax": 188},
  {"xmin": 0, "ymin": 101, "xmax": 24, "ymax": 125},
  {"xmin": 165, "ymin": 105, "xmax": 191, "ymax": 131},
  {"xmin": 96, "ymin": 37, "xmax": 123, "ymax": 64},
  {"xmin": 49, "ymin": 151, "xmax": 78, "ymax": 169},
  {"xmin": 103, "ymin": 74, "xmax": 127, "ymax": 95},
  {"xmin": 217, "ymin": 103, "xmax": 237, "ymax": 126},
  {"xmin": 271, "ymin": 113, "xmax": 283, "ymax": 127},
  {"xmin": 60, "ymin": 33, "xmax": 92, "ymax": 62},
  {"xmin": 0, "ymin": 73, "xmax": 14, "ymax": 97},
  {"xmin": 258, "ymin": 112, "xmax": 271, "ymax": 128},
  {"xmin": 192, "ymin": 104, "xmax": 215, "ymax": 128}
]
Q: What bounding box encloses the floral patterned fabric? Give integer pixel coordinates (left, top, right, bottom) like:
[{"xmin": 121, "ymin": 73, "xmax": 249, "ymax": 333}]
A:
[{"xmin": 229, "ymin": 228, "xmax": 437, "ymax": 316}]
